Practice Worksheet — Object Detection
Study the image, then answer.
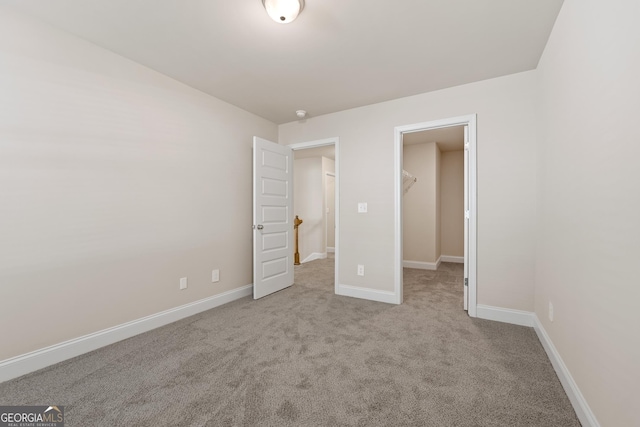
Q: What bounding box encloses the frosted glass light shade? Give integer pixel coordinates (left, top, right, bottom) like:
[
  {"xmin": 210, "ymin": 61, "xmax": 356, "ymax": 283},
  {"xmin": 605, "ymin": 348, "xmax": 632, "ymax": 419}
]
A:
[{"xmin": 262, "ymin": 0, "xmax": 304, "ymax": 24}]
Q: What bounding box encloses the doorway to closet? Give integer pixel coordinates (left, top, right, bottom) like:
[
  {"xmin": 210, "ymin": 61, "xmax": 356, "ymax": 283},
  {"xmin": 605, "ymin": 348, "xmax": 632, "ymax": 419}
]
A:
[{"xmin": 394, "ymin": 115, "xmax": 477, "ymax": 316}]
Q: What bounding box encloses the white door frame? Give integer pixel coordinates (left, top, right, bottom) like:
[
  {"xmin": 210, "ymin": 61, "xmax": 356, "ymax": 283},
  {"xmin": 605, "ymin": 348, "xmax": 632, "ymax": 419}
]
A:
[
  {"xmin": 288, "ymin": 137, "xmax": 340, "ymax": 296},
  {"xmin": 394, "ymin": 115, "xmax": 477, "ymax": 317}
]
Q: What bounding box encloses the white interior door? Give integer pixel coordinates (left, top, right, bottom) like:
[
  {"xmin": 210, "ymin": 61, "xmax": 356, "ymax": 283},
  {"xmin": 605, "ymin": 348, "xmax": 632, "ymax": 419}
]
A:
[
  {"xmin": 253, "ymin": 136, "xmax": 294, "ymax": 299},
  {"xmin": 463, "ymin": 125, "xmax": 469, "ymax": 311}
]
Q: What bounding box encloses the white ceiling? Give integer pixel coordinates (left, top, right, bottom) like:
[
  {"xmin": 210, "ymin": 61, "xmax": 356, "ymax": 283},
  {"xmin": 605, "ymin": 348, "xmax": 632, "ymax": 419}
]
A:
[
  {"xmin": 2, "ymin": 0, "xmax": 564, "ymax": 124},
  {"xmin": 294, "ymin": 145, "xmax": 335, "ymax": 160},
  {"xmin": 403, "ymin": 126, "xmax": 465, "ymax": 152}
]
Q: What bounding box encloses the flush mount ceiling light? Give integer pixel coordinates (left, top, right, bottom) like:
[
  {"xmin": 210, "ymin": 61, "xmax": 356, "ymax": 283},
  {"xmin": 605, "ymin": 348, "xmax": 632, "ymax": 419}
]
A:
[{"xmin": 262, "ymin": 0, "xmax": 305, "ymax": 24}]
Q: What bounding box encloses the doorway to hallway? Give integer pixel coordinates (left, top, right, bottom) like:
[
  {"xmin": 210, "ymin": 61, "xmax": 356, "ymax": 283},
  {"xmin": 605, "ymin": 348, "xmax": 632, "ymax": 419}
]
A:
[{"xmin": 289, "ymin": 138, "xmax": 340, "ymax": 295}]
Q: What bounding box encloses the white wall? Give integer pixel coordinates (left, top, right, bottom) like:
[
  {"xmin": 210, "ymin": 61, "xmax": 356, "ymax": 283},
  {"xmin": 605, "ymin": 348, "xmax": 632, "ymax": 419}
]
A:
[
  {"xmin": 404, "ymin": 145, "xmax": 463, "ymax": 265},
  {"xmin": 403, "ymin": 142, "xmax": 440, "ymax": 264},
  {"xmin": 280, "ymin": 71, "xmax": 538, "ymax": 310},
  {"xmin": 294, "ymin": 156, "xmax": 335, "ymax": 262},
  {"xmin": 0, "ymin": 8, "xmax": 277, "ymax": 361},
  {"xmin": 322, "ymin": 156, "xmax": 336, "ymax": 250},
  {"xmin": 441, "ymin": 150, "xmax": 464, "ymax": 257},
  {"xmin": 535, "ymin": 0, "xmax": 640, "ymax": 425},
  {"xmin": 293, "ymin": 157, "xmax": 324, "ymax": 262},
  {"xmin": 435, "ymin": 146, "xmax": 441, "ymax": 261}
]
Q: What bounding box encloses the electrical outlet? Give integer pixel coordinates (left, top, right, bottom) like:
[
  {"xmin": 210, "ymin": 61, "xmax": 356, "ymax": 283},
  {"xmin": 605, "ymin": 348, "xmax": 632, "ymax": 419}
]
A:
[
  {"xmin": 549, "ymin": 302, "xmax": 554, "ymax": 322},
  {"xmin": 180, "ymin": 277, "xmax": 188, "ymax": 290},
  {"xmin": 212, "ymin": 269, "xmax": 220, "ymax": 283},
  {"xmin": 358, "ymin": 202, "xmax": 368, "ymax": 213},
  {"xmin": 357, "ymin": 264, "xmax": 365, "ymax": 276}
]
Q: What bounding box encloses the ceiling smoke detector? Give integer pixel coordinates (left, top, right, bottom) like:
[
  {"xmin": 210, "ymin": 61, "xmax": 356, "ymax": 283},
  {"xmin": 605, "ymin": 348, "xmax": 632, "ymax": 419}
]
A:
[
  {"xmin": 296, "ymin": 110, "xmax": 307, "ymax": 118},
  {"xmin": 262, "ymin": 0, "xmax": 305, "ymax": 24}
]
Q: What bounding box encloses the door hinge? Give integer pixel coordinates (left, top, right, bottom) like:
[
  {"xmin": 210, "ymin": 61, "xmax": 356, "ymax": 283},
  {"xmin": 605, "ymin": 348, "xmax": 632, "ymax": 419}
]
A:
[
  {"xmin": 464, "ymin": 142, "xmax": 470, "ymax": 151},
  {"xmin": 465, "ymin": 210, "xmax": 470, "ymax": 219},
  {"xmin": 464, "ymin": 278, "xmax": 468, "ymax": 287}
]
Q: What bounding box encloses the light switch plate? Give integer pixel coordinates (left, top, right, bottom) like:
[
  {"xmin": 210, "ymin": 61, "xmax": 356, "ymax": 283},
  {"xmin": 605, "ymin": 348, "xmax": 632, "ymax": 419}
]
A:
[{"xmin": 358, "ymin": 202, "xmax": 368, "ymax": 213}]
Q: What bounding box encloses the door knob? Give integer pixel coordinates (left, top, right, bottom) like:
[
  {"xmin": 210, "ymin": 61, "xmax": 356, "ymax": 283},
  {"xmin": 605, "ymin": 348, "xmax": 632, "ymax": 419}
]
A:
[{"xmin": 256, "ymin": 225, "xmax": 264, "ymax": 230}]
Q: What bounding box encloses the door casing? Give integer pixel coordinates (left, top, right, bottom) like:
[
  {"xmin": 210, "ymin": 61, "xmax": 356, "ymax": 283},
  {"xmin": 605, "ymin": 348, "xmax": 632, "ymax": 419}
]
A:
[{"xmin": 394, "ymin": 115, "xmax": 477, "ymax": 316}]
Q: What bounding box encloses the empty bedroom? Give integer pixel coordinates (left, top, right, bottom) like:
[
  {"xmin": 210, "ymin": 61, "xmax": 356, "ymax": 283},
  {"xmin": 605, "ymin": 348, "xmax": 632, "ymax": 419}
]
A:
[{"xmin": 1, "ymin": 1, "xmax": 638, "ymax": 426}]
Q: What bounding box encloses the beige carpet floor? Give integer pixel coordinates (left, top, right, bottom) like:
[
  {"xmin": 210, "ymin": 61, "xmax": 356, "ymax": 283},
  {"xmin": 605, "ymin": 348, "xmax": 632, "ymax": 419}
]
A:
[{"xmin": 0, "ymin": 256, "xmax": 580, "ymax": 426}]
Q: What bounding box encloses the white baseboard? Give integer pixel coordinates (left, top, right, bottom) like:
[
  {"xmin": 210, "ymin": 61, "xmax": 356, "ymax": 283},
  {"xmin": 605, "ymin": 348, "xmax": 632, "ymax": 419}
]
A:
[
  {"xmin": 302, "ymin": 252, "xmax": 327, "ymax": 263},
  {"xmin": 337, "ymin": 284, "xmax": 397, "ymax": 305},
  {"xmin": 326, "ymin": 247, "xmax": 335, "ymax": 253},
  {"xmin": 403, "ymin": 257, "xmax": 441, "ymax": 270},
  {"xmin": 0, "ymin": 284, "xmax": 253, "ymax": 383},
  {"xmin": 533, "ymin": 315, "xmax": 600, "ymax": 427},
  {"xmin": 476, "ymin": 304, "xmax": 535, "ymax": 327},
  {"xmin": 440, "ymin": 255, "xmax": 464, "ymax": 263},
  {"xmin": 475, "ymin": 305, "xmax": 598, "ymax": 426}
]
